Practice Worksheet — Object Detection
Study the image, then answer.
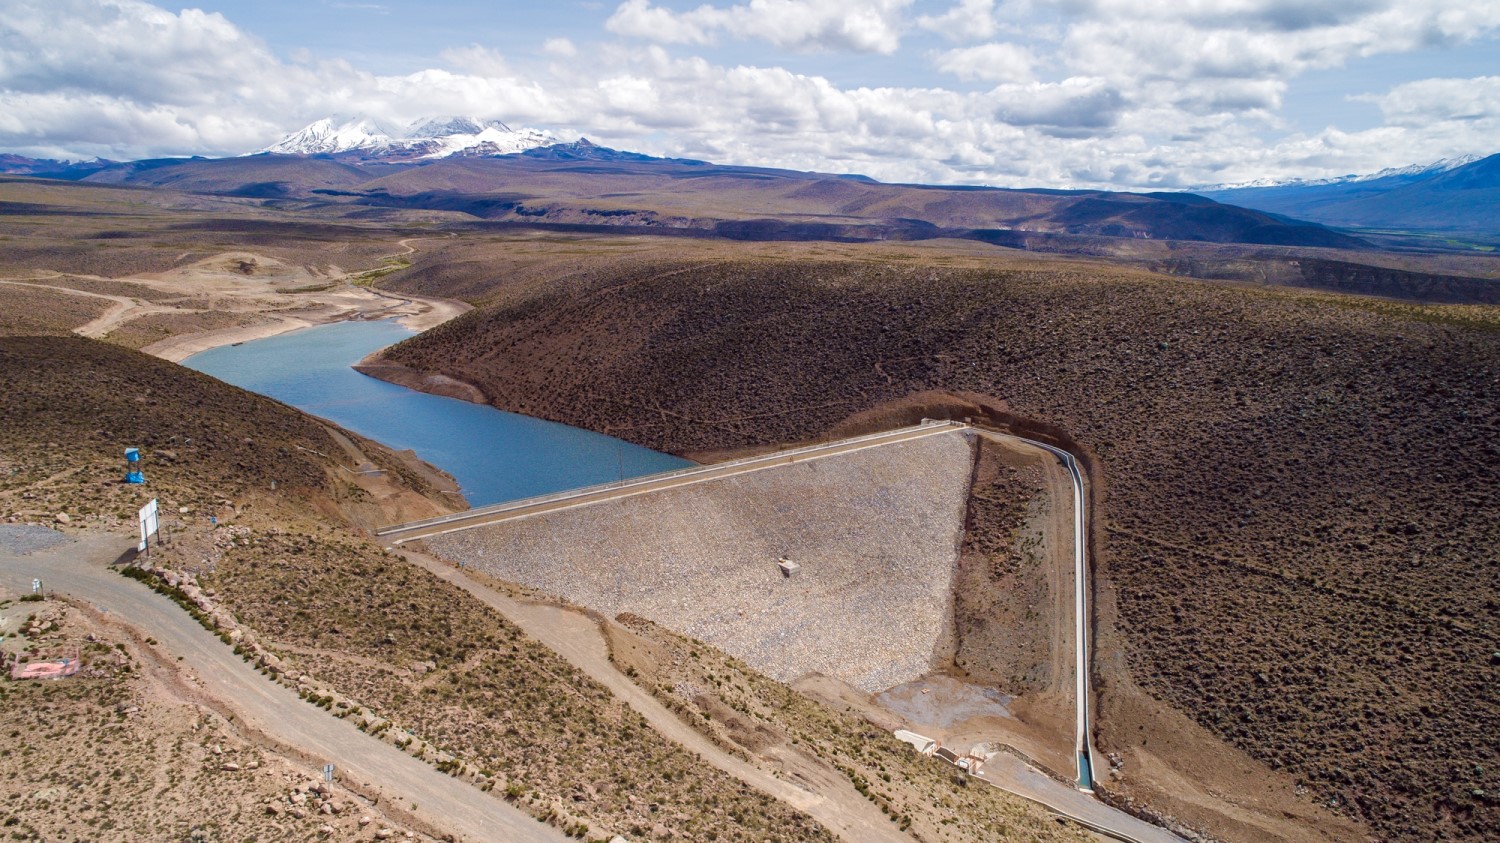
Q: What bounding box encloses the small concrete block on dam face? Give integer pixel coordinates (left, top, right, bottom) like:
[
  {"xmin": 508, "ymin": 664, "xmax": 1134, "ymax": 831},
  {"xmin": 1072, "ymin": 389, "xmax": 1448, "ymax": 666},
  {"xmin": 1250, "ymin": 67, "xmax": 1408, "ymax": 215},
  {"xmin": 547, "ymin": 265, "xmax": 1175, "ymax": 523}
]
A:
[
  {"xmin": 423, "ymin": 431, "xmax": 976, "ymax": 693},
  {"xmin": 778, "ymin": 558, "xmax": 801, "ymax": 578}
]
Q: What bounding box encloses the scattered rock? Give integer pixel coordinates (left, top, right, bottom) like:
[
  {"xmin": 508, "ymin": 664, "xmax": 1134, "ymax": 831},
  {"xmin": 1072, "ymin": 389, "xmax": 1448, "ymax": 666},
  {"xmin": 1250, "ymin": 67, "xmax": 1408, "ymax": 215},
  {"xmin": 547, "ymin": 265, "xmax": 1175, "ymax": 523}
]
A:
[
  {"xmin": 222, "ymin": 762, "xmax": 241, "ymax": 772},
  {"xmin": 54, "ymin": 512, "xmax": 70, "ymax": 524},
  {"xmin": 265, "ymin": 804, "xmax": 282, "ymax": 816},
  {"xmin": 375, "ymin": 829, "xmax": 394, "ymax": 840}
]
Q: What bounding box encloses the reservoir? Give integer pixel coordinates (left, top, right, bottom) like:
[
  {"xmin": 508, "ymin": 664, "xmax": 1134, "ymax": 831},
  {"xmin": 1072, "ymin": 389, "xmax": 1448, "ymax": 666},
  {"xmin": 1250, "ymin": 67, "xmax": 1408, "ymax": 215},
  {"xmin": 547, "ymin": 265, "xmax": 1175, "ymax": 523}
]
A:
[{"xmin": 183, "ymin": 320, "xmax": 694, "ymax": 506}]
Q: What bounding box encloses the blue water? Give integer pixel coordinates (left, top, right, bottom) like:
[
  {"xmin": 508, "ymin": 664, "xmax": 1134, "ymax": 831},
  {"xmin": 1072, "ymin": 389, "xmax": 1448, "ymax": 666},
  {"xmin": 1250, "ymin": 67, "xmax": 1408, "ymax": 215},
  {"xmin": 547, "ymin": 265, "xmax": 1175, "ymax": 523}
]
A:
[{"xmin": 183, "ymin": 320, "xmax": 694, "ymax": 506}]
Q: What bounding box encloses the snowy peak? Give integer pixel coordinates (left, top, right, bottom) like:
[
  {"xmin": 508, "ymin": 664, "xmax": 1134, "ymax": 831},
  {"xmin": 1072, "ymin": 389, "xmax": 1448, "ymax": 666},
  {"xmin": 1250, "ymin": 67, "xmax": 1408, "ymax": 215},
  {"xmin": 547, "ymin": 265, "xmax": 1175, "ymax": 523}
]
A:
[
  {"xmin": 256, "ymin": 115, "xmax": 557, "ymax": 160},
  {"xmin": 1349, "ymin": 154, "xmax": 1482, "ymax": 184},
  {"xmin": 405, "ymin": 116, "xmax": 510, "ymax": 137},
  {"xmin": 261, "ymin": 117, "xmax": 395, "ymax": 155},
  {"xmin": 1198, "ymin": 155, "xmax": 1485, "ymax": 191}
]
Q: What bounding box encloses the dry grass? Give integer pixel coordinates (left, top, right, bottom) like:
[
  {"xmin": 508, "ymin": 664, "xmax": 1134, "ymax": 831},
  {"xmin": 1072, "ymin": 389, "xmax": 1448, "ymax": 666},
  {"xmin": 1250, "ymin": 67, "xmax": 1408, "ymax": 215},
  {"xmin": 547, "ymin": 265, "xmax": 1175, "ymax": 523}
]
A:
[
  {"xmin": 102, "ymin": 310, "xmax": 271, "ymax": 350},
  {"xmin": 203, "ymin": 528, "xmax": 837, "ymax": 842},
  {"xmin": 380, "ymin": 253, "xmax": 1500, "ymax": 841},
  {"xmin": 0, "ymin": 594, "xmax": 427, "ymax": 842},
  {"xmin": 0, "ymin": 335, "xmax": 836, "ymax": 841},
  {"xmin": 0, "ymin": 285, "xmax": 111, "ymax": 336},
  {"xmin": 605, "ymin": 613, "xmax": 1090, "ymax": 843},
  {"xmin": 953, "ymin": 440, "xmax": 1054, "ymax": 693}
]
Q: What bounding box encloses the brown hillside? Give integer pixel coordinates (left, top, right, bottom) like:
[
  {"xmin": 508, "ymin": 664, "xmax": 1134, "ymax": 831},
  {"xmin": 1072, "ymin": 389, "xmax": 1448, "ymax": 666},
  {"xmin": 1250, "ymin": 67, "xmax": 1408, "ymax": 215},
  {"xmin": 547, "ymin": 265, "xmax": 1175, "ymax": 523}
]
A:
[
  {"xmin": 0, "ymin": 335, "xmax": 341, "ymax": 516},
  {"xmin": 379, "ymin": 256, "xmax": 1500, "ymax": 842}
]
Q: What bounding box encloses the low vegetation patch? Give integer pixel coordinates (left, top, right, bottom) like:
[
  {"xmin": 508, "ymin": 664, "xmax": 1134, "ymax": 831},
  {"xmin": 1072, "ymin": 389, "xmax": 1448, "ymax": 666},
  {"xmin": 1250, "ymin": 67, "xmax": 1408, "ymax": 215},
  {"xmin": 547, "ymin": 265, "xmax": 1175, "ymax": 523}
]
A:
[
  {"xmin": 605, "ymin": 613, "xmax": 1088, "ymax": 843},
  {"xmin": 204, "ymin": 528, "xmax": 836, "ymax": 842},
  {"xmin": 382, "ymin": 254, "xmax": 1500, "ymax": 841}
]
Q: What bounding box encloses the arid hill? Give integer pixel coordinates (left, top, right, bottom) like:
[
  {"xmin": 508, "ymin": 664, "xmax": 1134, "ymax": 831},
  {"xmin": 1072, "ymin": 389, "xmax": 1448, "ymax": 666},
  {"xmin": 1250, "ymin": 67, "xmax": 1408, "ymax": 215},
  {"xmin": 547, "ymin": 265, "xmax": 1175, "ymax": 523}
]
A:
[
  {"xmin": 78, "ymin": 153, "xmax": 1367, "ymax": 250},
  {"xmin": 0, "ymin": 337, "xmax": 862, "ymax": 842},
  {"xmin": 376, "ymin": 253, "xmax": 1500, "ymax": 842},
  {"xmin": 0, "ymin": 335, "xmax": 347, "ymax": 515}
]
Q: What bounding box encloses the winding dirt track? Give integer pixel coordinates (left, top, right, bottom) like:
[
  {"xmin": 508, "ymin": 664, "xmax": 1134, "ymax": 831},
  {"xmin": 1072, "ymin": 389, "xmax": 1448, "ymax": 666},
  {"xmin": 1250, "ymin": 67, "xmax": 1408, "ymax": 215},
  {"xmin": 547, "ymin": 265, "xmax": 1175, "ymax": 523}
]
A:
[{"xmin": 0, "ymin": 530, "xmax": 565, "ymax": 843}]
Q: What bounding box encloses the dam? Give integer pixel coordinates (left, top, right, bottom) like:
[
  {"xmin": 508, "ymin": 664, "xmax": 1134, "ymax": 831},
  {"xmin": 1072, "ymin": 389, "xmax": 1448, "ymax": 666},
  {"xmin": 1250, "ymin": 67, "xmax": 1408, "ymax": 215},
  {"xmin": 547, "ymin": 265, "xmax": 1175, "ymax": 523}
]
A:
[{"xmin": 397, "ymin": 423, "xmax": 977, "ymax": 693}]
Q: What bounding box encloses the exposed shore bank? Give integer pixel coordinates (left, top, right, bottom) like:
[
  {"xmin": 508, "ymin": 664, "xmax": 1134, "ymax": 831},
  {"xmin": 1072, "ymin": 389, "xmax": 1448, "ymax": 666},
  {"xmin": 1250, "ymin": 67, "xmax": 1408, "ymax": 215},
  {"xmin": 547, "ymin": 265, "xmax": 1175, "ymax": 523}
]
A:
[{"xmin": 144, "ymin": 288, "xmax": 470, "ymax": 363}]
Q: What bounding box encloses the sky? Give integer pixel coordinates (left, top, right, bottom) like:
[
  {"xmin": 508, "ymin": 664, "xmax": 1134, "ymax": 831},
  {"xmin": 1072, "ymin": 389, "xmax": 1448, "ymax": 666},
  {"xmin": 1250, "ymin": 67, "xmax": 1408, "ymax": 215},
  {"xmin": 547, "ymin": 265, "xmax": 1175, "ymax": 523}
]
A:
[{"xmin": 1, "ymin": 0, "xmax": 1497, "ymax": 189}]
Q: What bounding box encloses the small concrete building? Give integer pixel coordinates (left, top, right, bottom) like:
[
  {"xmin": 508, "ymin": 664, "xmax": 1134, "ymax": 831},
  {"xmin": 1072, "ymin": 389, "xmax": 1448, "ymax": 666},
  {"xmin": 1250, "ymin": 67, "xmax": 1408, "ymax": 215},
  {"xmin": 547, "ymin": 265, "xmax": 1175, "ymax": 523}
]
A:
[{"xmin": 777, "ymin": 557, "xmax": 801, "ymax": 578}]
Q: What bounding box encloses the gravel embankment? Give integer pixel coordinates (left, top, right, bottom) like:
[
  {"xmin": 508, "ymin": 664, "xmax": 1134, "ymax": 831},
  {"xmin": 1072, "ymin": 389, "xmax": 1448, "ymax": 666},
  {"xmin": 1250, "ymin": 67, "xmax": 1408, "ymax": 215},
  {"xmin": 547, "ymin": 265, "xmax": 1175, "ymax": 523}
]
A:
[
  {"xmin": 0, "ymin": 524, "xmax": 72, "ymax": 557},
  {"xmin": 426, "ymin": 432, "xmax": 976, "ymax": 692}
]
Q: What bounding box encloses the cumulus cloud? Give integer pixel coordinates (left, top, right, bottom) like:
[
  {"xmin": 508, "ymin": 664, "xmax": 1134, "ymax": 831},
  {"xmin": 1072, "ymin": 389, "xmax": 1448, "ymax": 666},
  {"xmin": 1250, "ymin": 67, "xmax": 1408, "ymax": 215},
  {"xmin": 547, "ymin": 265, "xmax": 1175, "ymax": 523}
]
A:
[
  {"xmin": 605, "ymin": 0, "xmax": 913, "ymax": 54},
  {"xmin": 992, "ymin": 78, "xmax": 1127, "ymax": 137},
  {"xmin": 934, "ymin": 43, "xmax": 1034, "ymax": 83},
  {"xmin": 0, "ymin": 0, "xmax": 564, "ymax": 158},
  {"xmin": 542, "ymin": 37, "xmax": 579, "ymax": 57},
  {"xmin": 1062, "ymin": 0, "xmax": 1500, "ymax": 82},
  {"xmin": 1, "ymin": 0, "xmax": 1496, "ymax": 190},
  {"xmin": 1364, "ymin": 75, "xmax": 1500, "ymax": 126},
  {"xmin": 916, "ymin": 0, "xmax": 998, "ymax": 42}
]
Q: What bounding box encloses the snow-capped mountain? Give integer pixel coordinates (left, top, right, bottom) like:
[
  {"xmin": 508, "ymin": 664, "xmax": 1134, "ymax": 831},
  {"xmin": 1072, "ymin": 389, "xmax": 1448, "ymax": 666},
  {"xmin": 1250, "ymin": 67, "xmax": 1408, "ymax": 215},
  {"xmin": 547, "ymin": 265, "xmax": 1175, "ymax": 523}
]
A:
[
  {"xmin": 1197, "ymin": 152, "xmax": 1499, "ymax": 236},
  {"xmin": 1197, "ymin": 155, "xmax": 1483, "ymax": 191},
  {"xmin": 261, "ymin": 117, "xmax": 393, "ymax": 156},
  {"xmin": 257, "ymin": 116, "xmax": 557, "ymax": 160}
]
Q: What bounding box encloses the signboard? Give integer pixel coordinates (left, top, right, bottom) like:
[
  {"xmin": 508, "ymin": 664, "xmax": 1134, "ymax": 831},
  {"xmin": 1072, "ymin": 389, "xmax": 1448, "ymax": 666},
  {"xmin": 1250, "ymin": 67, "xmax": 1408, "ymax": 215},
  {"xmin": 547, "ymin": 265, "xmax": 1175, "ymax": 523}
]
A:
[
  {"xmin": 138, "ymin": 498, "xmax": 159, "ymax": 552},
  {"xmin": 323, "ymin": 763, "xmax": 335, "ymax": 782}
]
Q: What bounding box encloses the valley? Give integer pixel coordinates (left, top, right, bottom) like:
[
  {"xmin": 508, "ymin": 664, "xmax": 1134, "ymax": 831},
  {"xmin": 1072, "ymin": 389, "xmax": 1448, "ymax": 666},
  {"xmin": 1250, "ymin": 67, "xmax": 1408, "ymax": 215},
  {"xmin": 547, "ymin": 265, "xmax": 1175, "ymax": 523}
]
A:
[
  {"xmin": 0, "ymin": 152, "xmax": 1496, "ymax": 843},
  {"xmin": 11, "ymin": 0, "xmax": 1500, "ymax": 840}
]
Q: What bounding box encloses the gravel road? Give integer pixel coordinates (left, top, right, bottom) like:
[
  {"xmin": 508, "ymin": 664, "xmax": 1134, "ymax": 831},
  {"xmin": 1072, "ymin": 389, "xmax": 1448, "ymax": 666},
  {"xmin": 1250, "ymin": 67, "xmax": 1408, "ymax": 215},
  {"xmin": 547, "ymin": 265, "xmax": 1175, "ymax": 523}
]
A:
[{"xmin": 0, "ymin": 529, "xmax": 565, "ymax": 843}]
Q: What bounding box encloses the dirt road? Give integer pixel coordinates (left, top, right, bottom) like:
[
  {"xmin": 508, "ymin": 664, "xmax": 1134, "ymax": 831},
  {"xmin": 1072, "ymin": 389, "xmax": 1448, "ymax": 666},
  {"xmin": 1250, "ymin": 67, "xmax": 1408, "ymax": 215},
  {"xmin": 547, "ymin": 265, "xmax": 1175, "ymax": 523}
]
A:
[
  {"xmin": 977, "ymin": 754, "xmax": 1186, "ymax": 843},
  {"xmin": 401, "ymin": 547, "xmax": 916, "ymax": 843},
  {"xmin": 0, "ymin": 529, "xmax": 564, "ymax": 843}
]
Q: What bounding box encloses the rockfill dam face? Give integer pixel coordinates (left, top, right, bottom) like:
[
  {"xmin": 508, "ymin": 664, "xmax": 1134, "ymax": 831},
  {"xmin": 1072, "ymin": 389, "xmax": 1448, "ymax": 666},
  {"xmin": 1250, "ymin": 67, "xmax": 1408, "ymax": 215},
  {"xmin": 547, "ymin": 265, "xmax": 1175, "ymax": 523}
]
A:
[{"xmin": 422, "ymin": 431, "xmax": 977, "ymax": 693}]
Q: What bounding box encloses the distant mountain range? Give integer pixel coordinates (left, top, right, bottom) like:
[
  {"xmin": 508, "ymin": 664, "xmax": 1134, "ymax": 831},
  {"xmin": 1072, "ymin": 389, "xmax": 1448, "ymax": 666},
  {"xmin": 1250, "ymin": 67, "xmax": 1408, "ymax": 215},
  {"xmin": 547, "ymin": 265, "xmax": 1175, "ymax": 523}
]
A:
[
  {"xmin": 1, "ymin": 119, "xmax": 1493, "ymax": 245},
  {"xmin": 1199, "ymin": 154, "xmax": 1500, "ymax": 239},
  {"xmin": 7, "ymin": 146, "xmax": 1359, "ymax": 253},
  {"xmin": 0, "ymin": 153, "xmax": 115, "ymax": 180},
  {"xmin": 259, "ymin": 115, "xmax": 558, "ymax": 161}
]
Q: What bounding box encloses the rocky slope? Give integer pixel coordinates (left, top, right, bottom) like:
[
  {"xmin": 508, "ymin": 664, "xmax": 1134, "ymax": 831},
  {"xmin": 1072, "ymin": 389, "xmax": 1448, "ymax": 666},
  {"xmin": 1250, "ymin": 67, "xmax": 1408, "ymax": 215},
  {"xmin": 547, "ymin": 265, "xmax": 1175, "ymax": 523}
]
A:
[{"xmin": 376, "ymin": 254, "xmax": 1500, "ymax": 842}]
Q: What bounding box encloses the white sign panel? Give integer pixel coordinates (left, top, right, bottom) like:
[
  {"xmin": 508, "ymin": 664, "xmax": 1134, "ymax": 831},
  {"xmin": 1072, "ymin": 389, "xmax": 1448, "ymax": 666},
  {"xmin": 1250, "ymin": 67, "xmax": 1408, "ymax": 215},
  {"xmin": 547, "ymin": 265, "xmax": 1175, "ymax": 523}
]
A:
[{"xmin": 138, "ymin": 498, "xmax": 159, "ymax": 551}]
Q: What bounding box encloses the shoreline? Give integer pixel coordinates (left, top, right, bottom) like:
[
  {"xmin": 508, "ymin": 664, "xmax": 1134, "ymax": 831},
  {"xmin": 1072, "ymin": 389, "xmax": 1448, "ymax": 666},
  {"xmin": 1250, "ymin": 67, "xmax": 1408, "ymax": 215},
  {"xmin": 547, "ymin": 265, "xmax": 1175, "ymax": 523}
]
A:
[{"xmin": 143, "ymin": 288, "xmax": 471, "ymax": 363}]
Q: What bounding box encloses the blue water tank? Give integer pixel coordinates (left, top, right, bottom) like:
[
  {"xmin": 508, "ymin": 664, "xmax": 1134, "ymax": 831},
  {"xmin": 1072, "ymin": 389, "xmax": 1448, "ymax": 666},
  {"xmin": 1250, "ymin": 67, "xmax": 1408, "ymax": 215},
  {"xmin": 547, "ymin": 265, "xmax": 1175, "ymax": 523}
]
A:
[{"xmin": 124, "ymin": 448, "xmax": 145, "ymax": 484}]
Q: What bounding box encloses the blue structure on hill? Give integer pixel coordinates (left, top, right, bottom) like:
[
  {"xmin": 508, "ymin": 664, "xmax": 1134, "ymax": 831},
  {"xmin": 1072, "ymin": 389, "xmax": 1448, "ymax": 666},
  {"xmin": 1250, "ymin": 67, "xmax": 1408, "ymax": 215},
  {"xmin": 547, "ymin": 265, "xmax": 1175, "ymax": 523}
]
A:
[{"xmin": 124, "ymin": 448, "xmax": 145, "ymax": 484}]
